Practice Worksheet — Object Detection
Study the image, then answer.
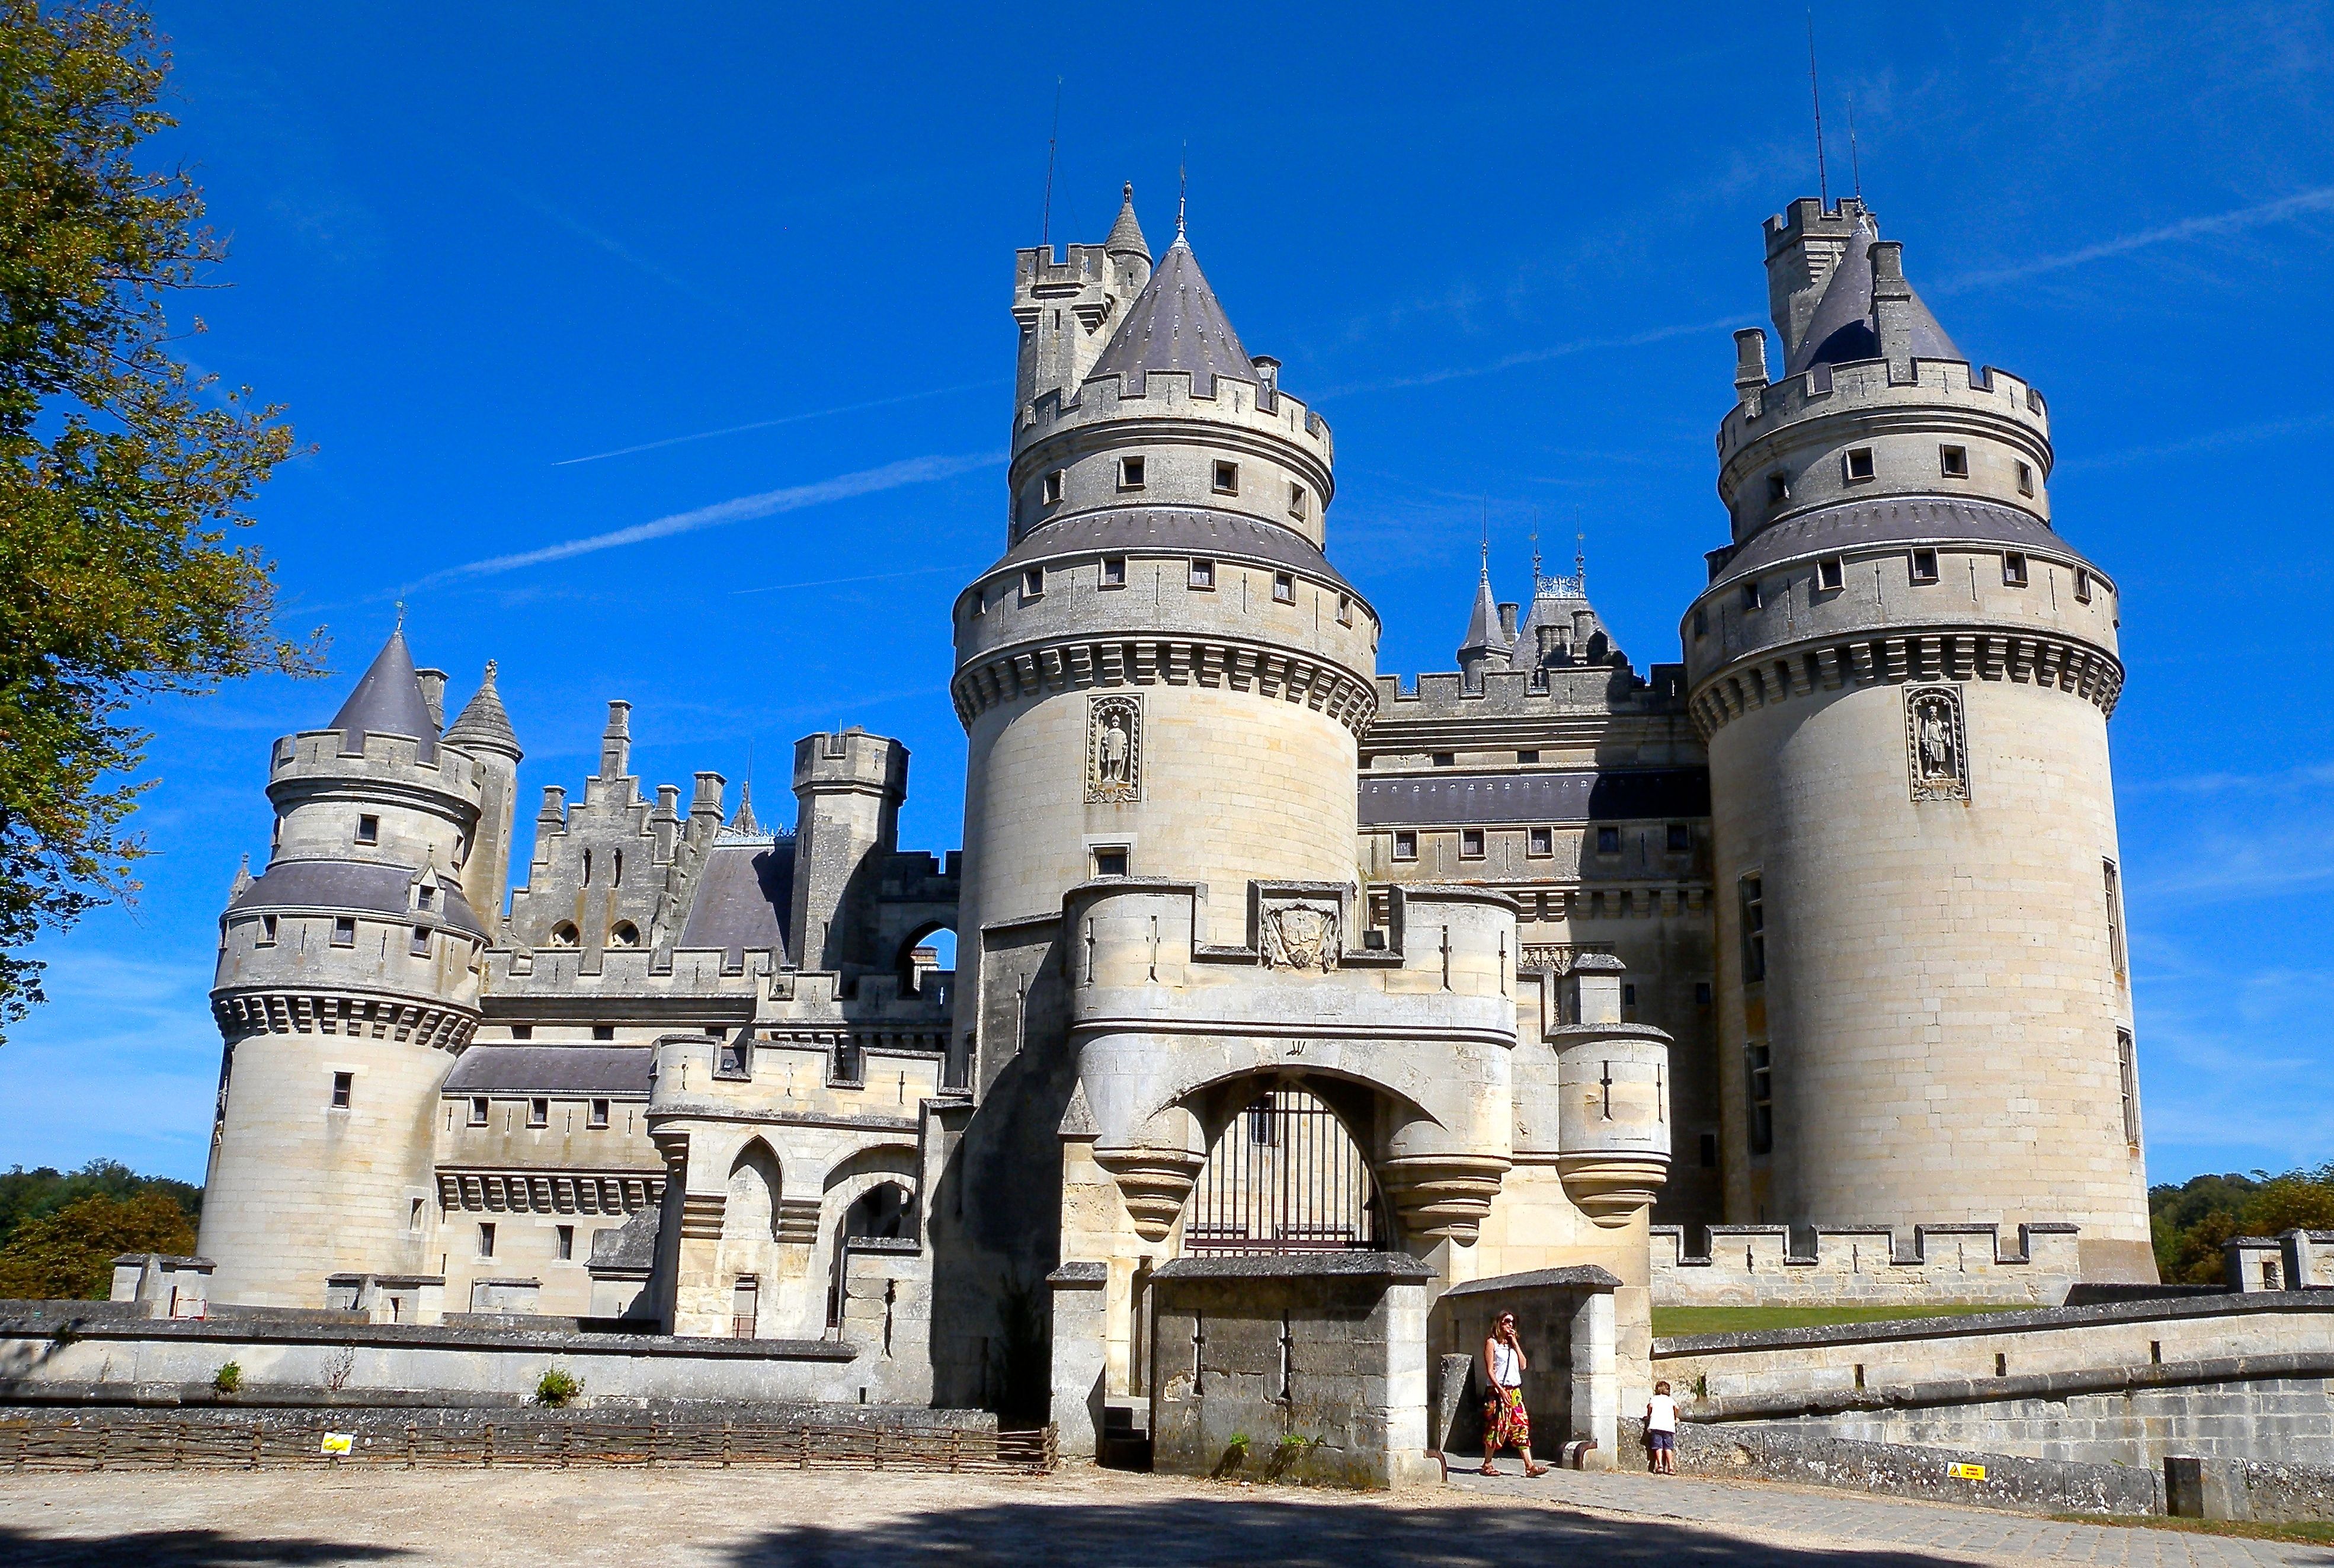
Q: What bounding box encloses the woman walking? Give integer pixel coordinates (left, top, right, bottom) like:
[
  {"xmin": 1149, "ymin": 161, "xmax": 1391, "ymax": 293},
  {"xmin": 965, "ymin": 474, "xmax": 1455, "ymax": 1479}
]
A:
[{"xmin": 1480, "ymin": 1311, "xmax": 1547, "ymax": 1477}]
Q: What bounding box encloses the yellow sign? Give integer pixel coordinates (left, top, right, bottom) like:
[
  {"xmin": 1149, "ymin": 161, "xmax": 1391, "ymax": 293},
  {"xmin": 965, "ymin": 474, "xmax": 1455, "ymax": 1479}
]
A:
[
  {"xmin": 320, "ymin": 1432, "xmax": 354, "ymax": 1456},
  {"xmin": 1947, "ymin": 1462, "xmax": 1986, "ymax": 1480}
]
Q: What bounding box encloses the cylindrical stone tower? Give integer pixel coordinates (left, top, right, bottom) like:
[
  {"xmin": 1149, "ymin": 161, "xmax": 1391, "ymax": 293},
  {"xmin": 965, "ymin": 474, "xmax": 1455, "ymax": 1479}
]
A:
[
  {"xmin": 199, "ymin": 630, "xmax": 490, "ymax": 1306},
  {"xmin": 950, "ymin": 192, "xmax": 1379, "ymax": 1070},
  {"xmin": 1685, "ymin": 199, "xmax": 2151, "ymax": 1281}
]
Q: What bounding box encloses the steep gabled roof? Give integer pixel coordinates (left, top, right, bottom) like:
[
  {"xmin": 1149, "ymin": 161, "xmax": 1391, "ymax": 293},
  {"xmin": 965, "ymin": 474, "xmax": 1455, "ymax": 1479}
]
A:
[
  {"xmin": 329, "ymin": 629, "xmax": 439, "ymax": 762},
  {"xmin": 1786, "ymin": 216, "xmax": 1962, "ymax": 375},
  {"xmin": 1084, "ymin": 235, "xmax": 1256, "ymax": 398}
]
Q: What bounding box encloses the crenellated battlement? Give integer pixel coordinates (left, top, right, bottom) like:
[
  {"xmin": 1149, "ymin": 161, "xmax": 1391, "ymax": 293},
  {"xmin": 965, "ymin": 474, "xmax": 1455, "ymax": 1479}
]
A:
[
  {"xmin": 1016, "ymin": 366, "xmax": 1332, "ymax": 467},
  {"xmin": 1721, "ymin": 356, "xmax": 2049, "ymax": 469},
  {"xmin": 268, "ymin": 728, "xmax": 482, "ymax": 805},
  {"xmin": 1652, "ymin": 1221, "xmax": 2085, "ymax": 1308},
  {"xmin": 1373, "ymin": 663, "xmax": 1689, "ymax": 721}
]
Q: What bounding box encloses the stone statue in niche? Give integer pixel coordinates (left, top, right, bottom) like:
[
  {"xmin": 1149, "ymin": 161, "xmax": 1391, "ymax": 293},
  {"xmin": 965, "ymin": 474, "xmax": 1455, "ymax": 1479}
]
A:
[
  {"xmin": 1263, "ymin": 902, "xmax": 1340, "ymax": 971},
  {"xmin": 1086, "ymin": 695, "xmax": 1141, "ymax": 804},
  {"xmin": 1906, "ymin": 684, "xmax": 1970, "ymax": 802}
]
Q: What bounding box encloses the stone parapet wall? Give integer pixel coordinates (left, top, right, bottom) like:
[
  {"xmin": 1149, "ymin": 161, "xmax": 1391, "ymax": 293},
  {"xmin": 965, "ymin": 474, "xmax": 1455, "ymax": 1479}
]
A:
[{"xmin": 1651, "ymin": 1223, "xmax": 2082, "ymax": 1307}]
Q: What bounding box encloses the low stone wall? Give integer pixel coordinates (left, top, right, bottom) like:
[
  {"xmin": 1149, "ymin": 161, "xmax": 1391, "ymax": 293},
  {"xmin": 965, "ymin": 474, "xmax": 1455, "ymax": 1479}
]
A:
[
  {"xmin": 2168, "ymin": 1455, "xmax": 2334, "ymax": 1524},
  {"xmin": 0, "ymin": 1305, "xmax": 884, "ymax": 1410},
  {"xmin": 1650, "ymin": 1223, "xmax": 2080, "ymax": 1308},
  {"xmin": 1430, "ymin": 1266, "xmax": 1621, "ymax": 1468}
]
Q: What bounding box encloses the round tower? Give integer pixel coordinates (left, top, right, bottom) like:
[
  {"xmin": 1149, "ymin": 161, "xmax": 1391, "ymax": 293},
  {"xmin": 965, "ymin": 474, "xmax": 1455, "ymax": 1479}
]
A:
[
  {"xmin": 198, "ymin": 630, "xmax": 490, "ymax": 1307},
  {"xmin": 953, "ymin": 192, "xmax": 1379, "ymax": 1059},
  {"xmin": 1684, "ymin": 199, "xmax": 2150, "ymax": 1281}
]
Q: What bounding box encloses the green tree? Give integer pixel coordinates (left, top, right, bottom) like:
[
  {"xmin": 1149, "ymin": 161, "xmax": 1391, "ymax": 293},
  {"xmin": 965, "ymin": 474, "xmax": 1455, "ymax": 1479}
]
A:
[
  {"xmin": 0, "ymin": 1157, "xmax": 198, "ymax": 1249},
  {"xmin": 2150, "ymin": 1165, "xmax": 2334, "ymax": 1282},
  {"xmin": 0, "ymin": 0, "xmax": 321, "ymax": 1039},
  {"xmin": 0, "ymin": 1186, "xmax": 193, "ymax": 1298}
]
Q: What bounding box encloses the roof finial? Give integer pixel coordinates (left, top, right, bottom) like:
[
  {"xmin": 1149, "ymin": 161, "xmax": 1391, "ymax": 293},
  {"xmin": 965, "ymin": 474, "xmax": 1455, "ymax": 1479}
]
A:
[
  {"xmin": 1480, "ymin": 498, "xmax": 1491, "ymax": 581},
  {"xmin": 482, "ymin": 657, "xmax": 498, "ymax": 684},
  {"xmin": 1176, "ymin": 143, "xmax": 1187, "ymax": 242},
  {"xmin": 1575, "ymin": 507, "xmax": 1587, "ymax": 588},
  {"xmin": 394, "ymin": 599, "xmax": 406, "ymax": 631},
  {"xmin": 1807, "ymin": 9, "xmax": 1830, "ymax": 209},
  {"xmin": 1530, "ymin": 523, "xmax": 1542, "ymax": 583}
]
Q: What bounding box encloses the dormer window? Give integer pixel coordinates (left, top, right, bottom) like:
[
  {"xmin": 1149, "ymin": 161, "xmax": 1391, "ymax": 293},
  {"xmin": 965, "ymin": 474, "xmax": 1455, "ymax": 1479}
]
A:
[
  {"xmin": 417, "ymin": 885, "xmax": 436, "ymax": 911},
  {"xmin": 1211, "ymin": 460, "xmax": 1238, "ymax": 495},
  {"xmin": 1845, "ymin": 446, "xmax": 1875, "ymax": 482},
  {"xmin": 356, "ymin": 814, "xmax": 379, "ymax": 846},
  {"xmin": 1940, "ymin": 444, "xmax": 1970, "ymax": 478},
  {"xmin": 1041, "ymin": 469, "xmax": 1065, "ymax": 506},
  {"xmin": 1118, "ymin": 456, "xmax": 1145, "ymax": 490},
  {"xmin": 2002, "ymin": 552, "xmax": 2029, "ymax": 587}
]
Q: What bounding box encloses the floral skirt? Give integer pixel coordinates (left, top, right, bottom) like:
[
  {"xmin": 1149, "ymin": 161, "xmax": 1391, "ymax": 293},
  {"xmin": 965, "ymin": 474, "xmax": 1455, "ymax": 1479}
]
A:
[{"xmin": 1483, "ymin": 1383, "xmax": 1531, "ymax": 1453}]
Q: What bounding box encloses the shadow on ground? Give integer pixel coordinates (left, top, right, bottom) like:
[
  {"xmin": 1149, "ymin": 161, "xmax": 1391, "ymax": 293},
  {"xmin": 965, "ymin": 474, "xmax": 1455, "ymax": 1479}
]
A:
[
  {"xmin": 0, "ymin": 1526, "xmax": 412, "ymax": 1567},
  {"xmin": 713, "ymin": 1497, "xmax": 2069, "ymax": 1568}
]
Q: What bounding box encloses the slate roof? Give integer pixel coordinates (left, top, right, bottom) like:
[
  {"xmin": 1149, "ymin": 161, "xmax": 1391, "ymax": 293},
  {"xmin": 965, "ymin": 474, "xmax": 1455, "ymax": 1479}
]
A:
[
  {"xmin": 1104, "ymin": 183, "xmax": 1150, "ymax": 258},
  {"xmin": 1786, "ymin": 216, "xmax": 1962, "ymax": 376},
  {"xmin": 441, "ymin": 1045, "xmax": 654, "ymax": 1096},
  {"xmin": 228, "ymin": 859, "xmax": 487, "ymax": 939},
  {"xmin": 677, "ymin": 839, "xmax": 793, "ymax": 965},
  {"xmin": 1458, "ymin": 572, "xmax": 1509, "ymax": 658},
  {"xmin": 443, "ymin": 660, "xmax": 520, "ymax": 758},
  {"xmin": 1359, "ymin": 769, "xmax": 1711, "ymax": 827},
  {"xmin": 1711, "ymin": 495, "xmax": 2088, "ymax": 593},
  {"xmin": 329, "ymin": 630, "xmax": 440, "ymax": 762},
  {"xmin": 1084, "ymin": 235, "xmax": 1256, "ymax": 398},
  {"xmin": 997, "ymin": 507, "xmax": 1358, "ymax": 594}
]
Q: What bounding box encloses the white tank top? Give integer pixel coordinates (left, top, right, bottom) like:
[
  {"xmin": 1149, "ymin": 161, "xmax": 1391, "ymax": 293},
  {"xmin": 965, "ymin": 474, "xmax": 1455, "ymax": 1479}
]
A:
[{"xmin": 1491, "ymin": 1341, "xmax": 1521, "ymax": 1387}]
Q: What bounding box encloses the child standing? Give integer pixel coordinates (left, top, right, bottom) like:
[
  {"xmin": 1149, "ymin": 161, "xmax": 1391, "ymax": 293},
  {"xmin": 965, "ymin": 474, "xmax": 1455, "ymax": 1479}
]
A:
[{"xmin": 1644, "ymin": 1380, "xmax": 1679, "ymax": 1474}]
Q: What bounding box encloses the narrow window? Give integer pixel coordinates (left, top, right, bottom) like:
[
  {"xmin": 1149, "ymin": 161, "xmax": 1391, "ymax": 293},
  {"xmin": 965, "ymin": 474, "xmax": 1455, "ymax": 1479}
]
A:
[
  {"xmin": 1695, "ymin": 981, "xmax": 1712, "ymax": 1005},
  {"xmin": 592, "ymin": 1024, "xmax": 615, "ymax": 1041},
  {"xmin": 1517, "ymin": 750, "xmax": 1541, "ymax": 764},
  {"xmin": 1118, "ymin": 455, "xmax": 1145, "ymax": 489},
  {"xmin": 1528, "ymin": 827, "xmax": 1553, "ymax": 857},
  {"xmin": 1741, "ymin": 580, "xmax": 1762, "ymax": 611},
  {"xmin": 1666, "ymin": 824, "xmax": 1692, "ymax": 853},
  {"xmin": 1817, "ymin": 557, "xmax": 1844, "ymax": 593},
  {"xmin": 1100, "ymin": 555, "xmax": 1126, "ymax": 588},
  {"xmin": 1092, "ymin": 847, "xmax": 1128, "ymax": 878},
  {"xmin": 1622, "ymin": 983, "xmax": 1637, "ymax": 1016},
  {"xmin": 1692, "ymin": 606, "xmax": 1707, "ymax": 638},
  {"xmin": 2104, "ymin": 860, "xmax": 2127, "ymax": 983},
  {"xmin": 2117, "ymin": 1029, "xmax": 2140, "ymax": 1145},
  {"xmin": 1288, "ymin": 482, "xmax": 1308, "ymax": 520},
  {"xmin": 1189, "ymin": 558, "xmax": 1215, "ymax": 590},
  {"xmin": 2002, "ymin": 552, "xmax": 2029, "ymax": 587},
  {"xmin": 1432, "ymin": 752, "xmax": 1455, "ymax": 767},
  {"xmin": 1766, "ymin": 472, "xmax": 1789, "ymax": 505},
  {"xmin": 1336, "ymin": 594, "xmax": 1353, "ymax": 626},
  {"xmin": 1596, "ymin": 826, "xmax": 1621, "ymax": 856},
  {"xmin": 550, "ymin": 922, "xmax": 580, "ymax": 948},
  {"xmin": 588, "ymin": 1098, "xmax": 610, "ymax": 1129},
  {"xmin": 1211, "ymin": 459, "xmax": 1238, "ymax": 494},
  {"xmin": 356, "ymin": 814, "xmax": 379, "ymax": 846},
  {"xmin": 1940, "ymin": 444, "xmax": 1970, "ymax": 478},
  {"xmin": 409, "ymin": 925, "xmax": 431, "ymax": 956},
  {"xmin": 478, "ymin": 1223, "xmax": 495, "ymax": 1259},
  {"xmin": 1459, "ymin": 829, "xmax": 1485, "ymax": 859},
  {"xmin": 581, "ymin": 849, "xmax": 593, "ymax": 885},
  {"xmin": 612, "ymin": 849, "xmax": 622, "ymax": 886},
  {"xmin": 258, "ymin": 914, "xmax": 278, "ymax": 947},
  {"xmin": 469, "ymin": 1096, "xmax": 489, "ymax": 1126},
  {"xmin": 1910, "ymin": 549, "xmax": 1939, "ymax": 584},
  {"xmin": 528, "ymin": 1097, "xmax": 548, "ymax": 1128},
  {"xmin": 1698, "ymin": 1132, "xmax": 1718, "ymax": 1167},
  {"xmin": 1391, "ymin": 831, "xmax": 1418, "ymax": 862},
  {"xmin": 330, "ymin": 1071, "xmax": 353, "ymax": 1109},
  {"xmin": 556, "ymin": 1224, "xmax": 575, "ymax": 1262},
  {"xmin": 2016, "ymin": 461, "xmax": 2035, "ymax": 496},
  {"xmin": 1041, "ymin": 469, "xmax": 1064, "ymax": 505},
  {"xmin": 1022, "ymin": 566, "xmax": 1044, "ymax": 598},
  {"xmin": 2074, "ymin": 567, "xmax": 2093, "ymax": 604},
  {"xmin": 1844, "ymin": 446, "xmax": 1875, "ymax": 482},
  {"xmin": 1272, "ymin": 572, "xmax": 1295, "ymax": 604},
  {"xmin": 1746, "ymin": 1043, "xmax": 1774, "ymax": 1154},
  {"xmin": 510, "ymin": 1024, "xmax": 533, "ymax": 1041},
  {"xmin": 609, "ymin": 921, "xmax": 640, "ymax": 948},
  {"xmin": 1739, "ymin": 875, "xmax": 1766, "ymax": 983},
  {"xmin": 331, "ymin": 916, "xmax": 356, "ymax": 948},
  {"xmin": 969, "ymin": 587, "xmax": 986, "ymax": 617},
  {"xmin": 417, "ymin": 885, "xmax": 435, "ymax": 910},
  {"xmin": 408, "ymin": 1198, "xmax": 424, "ymax": 1232}
]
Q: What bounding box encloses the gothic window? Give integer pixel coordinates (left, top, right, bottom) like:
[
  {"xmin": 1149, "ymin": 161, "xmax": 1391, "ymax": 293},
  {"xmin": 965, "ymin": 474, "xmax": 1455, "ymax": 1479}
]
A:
[
  {"xmin": 550, "ymin": 922, "xmax": 580, "ymax": 948},
  {"xmin": 610, "ymin": 921, "xmax": 641, "ymax": 948}
]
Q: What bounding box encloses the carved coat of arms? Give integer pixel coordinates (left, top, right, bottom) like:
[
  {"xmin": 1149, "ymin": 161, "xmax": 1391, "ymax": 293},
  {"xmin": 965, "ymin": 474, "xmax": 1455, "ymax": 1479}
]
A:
[
  {"xmin": 1906, "ymin": 684, "xmax": 1970, "ymax": 802},
  {"xmin": 1263, "ymin": 902, "xmax": 1340, "ymax": 971},
  {"xmin": 1086, "ymin": 695, "xmax": 1141, "ymax": 804}
]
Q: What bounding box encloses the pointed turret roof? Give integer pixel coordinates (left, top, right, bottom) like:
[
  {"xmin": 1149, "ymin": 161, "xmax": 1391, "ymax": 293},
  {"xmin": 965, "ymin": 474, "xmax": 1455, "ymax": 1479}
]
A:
[
  {"xmin": 444, "ymin": 660, "xmax": 521, "ymax": 760},
  {"xmin": 1104, "ymin": 182, "xmax": 1150, "ymax": 259},
  {"xmin": 329, "ymin": 629, "xmax": 438, "ymax": 761},
  {"xmin": 1458, "ymin": 570, "xmax": 1510, "ymax": 659},
  {"xmin": 1084, "ymin": 233, "xmax": 1256, "ymax": 398},
  {"xmin": 1786, "ymin": 215, "xmax": 1962, "ymax": 375},
  {"xmin": 726, "ymin": 779, "xmax": 763, "ymax": 837}
]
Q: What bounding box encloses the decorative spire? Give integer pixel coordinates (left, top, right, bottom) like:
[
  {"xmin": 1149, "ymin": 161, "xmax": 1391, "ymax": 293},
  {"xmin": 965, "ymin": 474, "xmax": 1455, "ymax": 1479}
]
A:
[
  {"xmin": 1104, "ymin": 181, "xmax": 1150, "ymax": 260},
  {"xmin": 726, "ymin": 779, "xmax": 763, "ymax": 838},
  {"xmin": 229, "ymin": 854, "xmax": 252, "ymax": 901},
  {"xmin": 1176, "ymin": 145, "xmax": 1187, "ymax": 244},
  {"xmin": 445, "ymin": 658, "xmax": 521, "ymax": 760}
]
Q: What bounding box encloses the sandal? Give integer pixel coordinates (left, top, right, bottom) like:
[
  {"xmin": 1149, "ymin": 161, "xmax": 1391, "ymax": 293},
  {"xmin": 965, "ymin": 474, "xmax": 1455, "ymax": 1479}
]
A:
[
  {"xmin": 1525, "ymin": 1465, "xmax": 1549, "ymax": 1477},
  {"xmin": 1479, "ymin": 1465, "xmax": 1502, "ymax": 1476}
]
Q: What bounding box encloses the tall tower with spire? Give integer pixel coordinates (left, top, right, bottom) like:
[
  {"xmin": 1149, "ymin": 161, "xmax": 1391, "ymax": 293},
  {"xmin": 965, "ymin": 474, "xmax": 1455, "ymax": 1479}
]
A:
[
  {"xmin": 198, "ymin": 631, "xmax": 492, "ymax": 1307},
  {"xmin": 1684, "ymin": 200, "xmax": 2150, "ymax": 1279}
]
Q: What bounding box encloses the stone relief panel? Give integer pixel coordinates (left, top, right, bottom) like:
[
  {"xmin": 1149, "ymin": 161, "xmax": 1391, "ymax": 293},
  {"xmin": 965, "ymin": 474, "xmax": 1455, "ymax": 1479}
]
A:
[
  {"xmin": 1906, "ymin": 684, "xmax": 1970, "ymax": 802},
  {"xmin": 1086, "ymin": 694, "xmax": 1141, "ymax": 804},
  {"xmin": 1261, "ymin": 899, "xmax": 1340, "ymax": 971}
]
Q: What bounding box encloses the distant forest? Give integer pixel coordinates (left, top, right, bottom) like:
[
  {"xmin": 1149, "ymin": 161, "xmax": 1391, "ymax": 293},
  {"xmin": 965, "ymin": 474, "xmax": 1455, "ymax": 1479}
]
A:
[
  {"xmin": 0, "ymin": 1160, "xmax": 203, "ymax": 1300},
  {"xmin": 2150, "ymin": 1165, "xmax": 2334, "ymax": 1283}
]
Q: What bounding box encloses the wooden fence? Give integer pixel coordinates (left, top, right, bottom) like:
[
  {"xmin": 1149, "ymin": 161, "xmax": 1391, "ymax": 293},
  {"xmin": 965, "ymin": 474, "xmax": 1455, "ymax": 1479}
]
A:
[{"xmin": 0, "ymin": 1416, "xmax": 1056, "ymax": 1473}]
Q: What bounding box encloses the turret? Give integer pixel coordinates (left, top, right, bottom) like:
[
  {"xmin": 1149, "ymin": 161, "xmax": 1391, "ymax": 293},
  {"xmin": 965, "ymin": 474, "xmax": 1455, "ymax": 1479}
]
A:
[
  {"xmin": 788, "ymin": 727, "xmax": 907, "ymax": 975},
  {"xmin": 1456, "ymin": 565, "xmax": 1511, "ymax": 693},
  {"xmin": 442, "ymin": 660, "xmax": 523, "ymax": 941},
  {"xmin": 1685, "ymin": 199, "xmax": 2149, "ymax": 1281},
  {"xmin": 199, "ymin": 629, "xmax": 488, "ymax": 1308}
]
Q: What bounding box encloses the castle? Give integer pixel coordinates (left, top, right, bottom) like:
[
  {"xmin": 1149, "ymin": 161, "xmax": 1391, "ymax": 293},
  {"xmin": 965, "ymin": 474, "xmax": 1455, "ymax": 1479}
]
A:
[{"xmin": 192, "ymin": 186, "xmax": 2149, "ymax": 1468}]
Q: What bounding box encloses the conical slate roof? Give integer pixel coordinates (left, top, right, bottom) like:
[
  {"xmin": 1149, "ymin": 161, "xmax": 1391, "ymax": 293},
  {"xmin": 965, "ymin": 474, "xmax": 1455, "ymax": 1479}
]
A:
[
  {"xmin": 329, "ymin": 629, "xmax": 438, "ymax": 761},
  {"xmin": 1786, "ymin": 216, "xmax": 1962, "ymax": 376},
  {"xmin": 1104, "ymin": 183, "xmax": 1150, "ymax": 258},
  {"xmin": 444, "ymin": 660, "xmax": 521, "ymax": 759},
  {"xmin": 1085, "ymin": 234, "xmax": 1256, "ymax": 398},
  {"xmin": 1458, "ymin": 571, "xmax": 1509, "ymax": 658}
]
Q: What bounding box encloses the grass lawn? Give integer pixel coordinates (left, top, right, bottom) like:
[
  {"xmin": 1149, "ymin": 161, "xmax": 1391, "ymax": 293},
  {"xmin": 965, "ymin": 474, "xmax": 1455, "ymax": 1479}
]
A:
[
  {"xmin": 2054, "ymin": 1515, "xmax": 2334, "ymax": 1544},
  {"xmin": 1651, "ymin": 1303, "xmax": 2029, "ymax": 1337}
]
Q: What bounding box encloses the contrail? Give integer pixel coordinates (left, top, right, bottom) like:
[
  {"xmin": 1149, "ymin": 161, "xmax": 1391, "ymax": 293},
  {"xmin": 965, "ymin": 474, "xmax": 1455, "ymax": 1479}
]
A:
[
  {"xmin": 1320, "ymin": 316, "xmax": 1756, "ymax": 398},
  {"xmin": 729, "ymin": 562, "xmax": 979, "ymax": 596},
  {"xmin": 1944, "ymin": 185, "xmax": 2334, "ymax": 291},
  {"xmin": 555, "ymin": 380, "xmax": 1005, "ymax": 466},
  {"xmin": 411, "ymin": 452, "xmax": 1004, "ymax": 587}
]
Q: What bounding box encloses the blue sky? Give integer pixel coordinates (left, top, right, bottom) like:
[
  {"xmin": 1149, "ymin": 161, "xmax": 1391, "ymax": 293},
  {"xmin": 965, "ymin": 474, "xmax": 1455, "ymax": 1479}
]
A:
[{"xmin": 4, "ymin": 2, "xmax": 2330, "ymax": 1189}]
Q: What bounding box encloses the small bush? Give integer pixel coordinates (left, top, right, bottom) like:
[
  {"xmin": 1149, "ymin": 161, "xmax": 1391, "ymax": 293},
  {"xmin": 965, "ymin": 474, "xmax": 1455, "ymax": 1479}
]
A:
[
  {"xmin": 534, "ymin": 1367, "xmax": 584, "ymax": 1407},
  {"xmin": 212, "ymin": 1360, "xmax": 242, "ymax": 1395}
]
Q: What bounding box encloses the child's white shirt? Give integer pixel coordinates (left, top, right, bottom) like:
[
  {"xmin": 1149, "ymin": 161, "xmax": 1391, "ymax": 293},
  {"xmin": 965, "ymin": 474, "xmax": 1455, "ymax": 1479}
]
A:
[{"xmin": 1646, "ymin": 1394, "xmax": 1677, "ymax": 1432}]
